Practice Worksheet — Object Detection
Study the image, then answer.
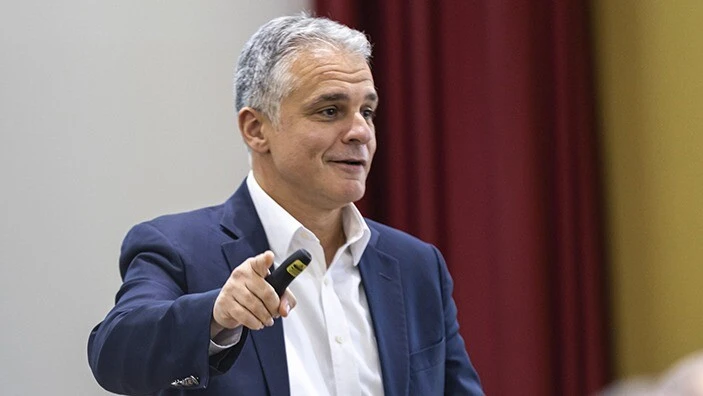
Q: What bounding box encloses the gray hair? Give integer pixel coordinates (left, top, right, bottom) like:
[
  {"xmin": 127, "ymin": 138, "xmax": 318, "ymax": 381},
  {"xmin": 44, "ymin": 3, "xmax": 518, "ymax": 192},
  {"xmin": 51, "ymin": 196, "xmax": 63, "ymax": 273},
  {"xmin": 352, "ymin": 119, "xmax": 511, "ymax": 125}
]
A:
[{"xmin": 234, "ymin": 14, "xmax": 372, "ymax": 123}]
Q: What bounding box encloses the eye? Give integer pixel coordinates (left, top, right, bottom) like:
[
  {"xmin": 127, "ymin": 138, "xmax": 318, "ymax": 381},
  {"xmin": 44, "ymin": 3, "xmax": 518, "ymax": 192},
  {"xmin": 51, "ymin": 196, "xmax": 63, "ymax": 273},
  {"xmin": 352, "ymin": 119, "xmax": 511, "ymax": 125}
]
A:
[
  {"xmin": 319, "ymin": 107, "xmax": 338, "ymax": 118},
  {"xmin": 361, "ymin": 108, "xmax": 376, "ymax": 120}
]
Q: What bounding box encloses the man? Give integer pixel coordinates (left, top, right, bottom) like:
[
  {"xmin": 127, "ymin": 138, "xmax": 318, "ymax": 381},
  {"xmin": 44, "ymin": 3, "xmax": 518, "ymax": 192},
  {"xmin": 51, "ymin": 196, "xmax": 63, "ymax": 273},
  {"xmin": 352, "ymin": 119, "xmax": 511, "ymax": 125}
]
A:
[{"xmin": 88, "ymin": 15, "xmax": 483, "ymax": 396}]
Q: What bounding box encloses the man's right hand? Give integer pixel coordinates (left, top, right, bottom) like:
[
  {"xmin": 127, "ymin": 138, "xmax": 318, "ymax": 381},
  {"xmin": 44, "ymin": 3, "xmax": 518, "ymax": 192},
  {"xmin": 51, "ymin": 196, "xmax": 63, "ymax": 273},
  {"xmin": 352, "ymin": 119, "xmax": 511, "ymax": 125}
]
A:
[{"xmin": 211, "ymin": 251, "xmax": 297, "ymax": 338}]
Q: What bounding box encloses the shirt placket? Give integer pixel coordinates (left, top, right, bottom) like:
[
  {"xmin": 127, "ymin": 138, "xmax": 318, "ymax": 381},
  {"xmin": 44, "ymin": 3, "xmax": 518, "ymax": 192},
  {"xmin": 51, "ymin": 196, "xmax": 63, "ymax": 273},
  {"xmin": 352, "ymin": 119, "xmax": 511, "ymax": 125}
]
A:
[{"xmin": 320, "ymin": 271, "xmax": 361, "ymax": 396}]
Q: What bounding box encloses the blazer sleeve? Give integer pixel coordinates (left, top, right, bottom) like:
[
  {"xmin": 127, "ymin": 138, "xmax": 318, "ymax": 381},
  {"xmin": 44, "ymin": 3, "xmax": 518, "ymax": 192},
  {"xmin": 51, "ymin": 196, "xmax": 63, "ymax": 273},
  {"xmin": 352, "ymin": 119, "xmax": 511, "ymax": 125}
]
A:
[
  {"xmin": 433, "ymin": 246, "xmax": 485, "ymax": 395},
  {"xmin": 87, "ymin": 222, "xmax": 246, "ymax": 395}
]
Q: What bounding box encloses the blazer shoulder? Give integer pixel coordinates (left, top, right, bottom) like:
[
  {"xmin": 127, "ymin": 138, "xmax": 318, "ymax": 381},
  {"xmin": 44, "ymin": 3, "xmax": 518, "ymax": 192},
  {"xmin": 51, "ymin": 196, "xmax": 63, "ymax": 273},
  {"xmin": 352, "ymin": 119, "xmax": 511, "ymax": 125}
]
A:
[
  {"xmin": 365, "ymin": 218, "xmax": 436, "ymax": 258},
  {"xmin": 138, "ymin": 203, "xmax": 226, "ymax": 238},
  {"xmin": 120, "ymin": 202, "xmax": 230, "ymax": 264}
]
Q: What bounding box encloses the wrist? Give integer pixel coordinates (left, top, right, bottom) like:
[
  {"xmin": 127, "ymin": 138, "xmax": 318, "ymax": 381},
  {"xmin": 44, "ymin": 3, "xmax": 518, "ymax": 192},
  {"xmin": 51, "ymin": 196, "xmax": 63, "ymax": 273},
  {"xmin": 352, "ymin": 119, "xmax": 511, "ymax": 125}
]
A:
[{"xmin": 210, "ymin": 319, "xmax": 225, "ymax": 339}]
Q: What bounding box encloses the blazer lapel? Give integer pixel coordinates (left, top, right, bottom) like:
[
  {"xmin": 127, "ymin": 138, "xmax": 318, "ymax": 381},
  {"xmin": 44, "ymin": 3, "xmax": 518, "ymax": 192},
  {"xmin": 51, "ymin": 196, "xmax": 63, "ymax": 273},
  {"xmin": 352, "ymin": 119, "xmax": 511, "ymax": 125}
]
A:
[
  {"xmin": 359, "ymin": 242, "xmax": 409, "ymax": 396},
  {"xmin": 219, "ymin": 182, "xmax": 290, "ymax": 396},
  {"xmin": 219, "ymin": 181, "xmax": 270, "ymax": 272},
  {"xmin": 250, "ymin": 321, "xmax": 289, "ymax": 396}
]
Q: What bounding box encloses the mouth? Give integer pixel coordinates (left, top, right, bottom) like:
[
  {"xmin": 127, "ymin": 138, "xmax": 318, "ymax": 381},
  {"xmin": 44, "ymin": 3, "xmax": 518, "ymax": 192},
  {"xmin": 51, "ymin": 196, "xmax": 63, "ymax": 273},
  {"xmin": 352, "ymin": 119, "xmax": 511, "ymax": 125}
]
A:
[
  {"xmin": 331, "ymin": 159, "xmax": 366, "ymax": 166},
  {"xmin": 328, "ymin": 158, "xmax": 368, "ymax": 174}
]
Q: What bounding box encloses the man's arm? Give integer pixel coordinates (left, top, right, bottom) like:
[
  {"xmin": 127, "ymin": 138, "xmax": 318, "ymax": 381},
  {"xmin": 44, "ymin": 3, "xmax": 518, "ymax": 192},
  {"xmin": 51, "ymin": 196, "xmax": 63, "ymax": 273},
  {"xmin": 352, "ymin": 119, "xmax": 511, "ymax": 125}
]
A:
[
  {"xmin": 87, "ymin": 222, "xmax": 247, "ymax": 395},
  {"xmin": 433, "ymin": 246, "xmax": 485, "ymax": 395}
]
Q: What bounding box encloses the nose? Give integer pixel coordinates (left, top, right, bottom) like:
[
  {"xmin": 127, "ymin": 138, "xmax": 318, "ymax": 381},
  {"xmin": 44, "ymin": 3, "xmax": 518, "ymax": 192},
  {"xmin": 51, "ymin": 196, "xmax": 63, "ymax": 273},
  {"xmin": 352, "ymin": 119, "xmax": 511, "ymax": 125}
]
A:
[{"xmin": 342, "ymin": 112, "xmax": 374, "ymax": 144}]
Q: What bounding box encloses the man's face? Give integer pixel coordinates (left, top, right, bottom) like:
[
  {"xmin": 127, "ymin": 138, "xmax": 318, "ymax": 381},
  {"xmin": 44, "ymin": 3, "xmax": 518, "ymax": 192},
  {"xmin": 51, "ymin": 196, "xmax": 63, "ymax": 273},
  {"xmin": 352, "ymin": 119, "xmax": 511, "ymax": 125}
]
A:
[{"xmin": 257, "ymin": 49, "xmax": 378, "ymax": 212}]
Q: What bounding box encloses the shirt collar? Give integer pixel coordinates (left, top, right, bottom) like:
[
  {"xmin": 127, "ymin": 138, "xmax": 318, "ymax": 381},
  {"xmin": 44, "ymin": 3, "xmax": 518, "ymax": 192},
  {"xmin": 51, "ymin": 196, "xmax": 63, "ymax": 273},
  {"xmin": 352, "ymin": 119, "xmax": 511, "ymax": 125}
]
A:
[
  {"xmin": 246, "ymin": 171, "xmax": 370, "ymax": 266},
  {"xmin": 341, "ymin": 201, "xmax": 372, "ymax": 266}
]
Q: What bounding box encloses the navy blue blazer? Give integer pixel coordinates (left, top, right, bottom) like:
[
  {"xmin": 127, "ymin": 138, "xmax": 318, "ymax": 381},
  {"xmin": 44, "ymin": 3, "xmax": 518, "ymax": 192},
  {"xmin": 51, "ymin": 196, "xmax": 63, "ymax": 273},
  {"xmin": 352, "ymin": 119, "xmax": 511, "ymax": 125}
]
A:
[{"xmin": 88, "ymin": 182, "xmax": 483, "ymax": 395}]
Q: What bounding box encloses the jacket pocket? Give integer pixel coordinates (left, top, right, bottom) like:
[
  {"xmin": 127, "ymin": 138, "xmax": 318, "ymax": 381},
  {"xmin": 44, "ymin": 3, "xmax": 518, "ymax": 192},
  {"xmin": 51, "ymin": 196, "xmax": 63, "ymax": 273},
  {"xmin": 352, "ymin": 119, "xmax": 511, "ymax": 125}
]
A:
[
  {"xmin": 409, "ymin": 337, "xmax": 446, "ymax": 394},
  {"xmin": 409, "ymin": 337, "xmax": 445, "ymax": 372}
]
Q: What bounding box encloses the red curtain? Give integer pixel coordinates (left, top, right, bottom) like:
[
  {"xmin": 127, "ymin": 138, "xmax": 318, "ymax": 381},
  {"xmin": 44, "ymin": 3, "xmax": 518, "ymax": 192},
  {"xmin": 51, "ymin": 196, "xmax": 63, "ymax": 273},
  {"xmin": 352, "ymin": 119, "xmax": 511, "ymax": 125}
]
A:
[{"xmin": 316, "ymin": 0, "xmax": 609, "ymax": 394}]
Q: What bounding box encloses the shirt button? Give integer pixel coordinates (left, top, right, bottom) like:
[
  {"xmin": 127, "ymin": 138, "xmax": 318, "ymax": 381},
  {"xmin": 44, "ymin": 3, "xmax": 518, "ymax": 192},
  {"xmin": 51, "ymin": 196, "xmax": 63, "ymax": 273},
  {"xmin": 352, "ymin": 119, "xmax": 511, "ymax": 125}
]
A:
[
  {"xmin": 323, "ymin": 278, "xmax": 329, "ymax": 286},
  {"xmin": 335, "ymin": 336, "xmax": 344, "ymax": 344}
]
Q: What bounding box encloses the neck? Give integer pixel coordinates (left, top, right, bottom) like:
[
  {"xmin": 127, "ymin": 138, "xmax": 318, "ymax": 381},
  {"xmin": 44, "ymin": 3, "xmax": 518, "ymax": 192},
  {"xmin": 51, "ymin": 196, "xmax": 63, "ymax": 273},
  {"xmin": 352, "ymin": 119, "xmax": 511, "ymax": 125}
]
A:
[
  {"xmin": 296, "ymin": 209, "xmax": 346, "ymax": 267},
  {"xmin": 252, "ymin": 166, "xmax": 347, "ymax": 267}
]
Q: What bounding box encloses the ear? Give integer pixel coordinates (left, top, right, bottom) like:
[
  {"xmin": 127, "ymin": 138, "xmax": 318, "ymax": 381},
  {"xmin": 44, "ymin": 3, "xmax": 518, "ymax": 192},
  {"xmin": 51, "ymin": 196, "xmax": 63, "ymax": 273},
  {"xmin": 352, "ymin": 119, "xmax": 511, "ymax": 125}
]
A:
[{"xmin": 238, "ymin": 107, "xmax": 270, "ymax": 153}]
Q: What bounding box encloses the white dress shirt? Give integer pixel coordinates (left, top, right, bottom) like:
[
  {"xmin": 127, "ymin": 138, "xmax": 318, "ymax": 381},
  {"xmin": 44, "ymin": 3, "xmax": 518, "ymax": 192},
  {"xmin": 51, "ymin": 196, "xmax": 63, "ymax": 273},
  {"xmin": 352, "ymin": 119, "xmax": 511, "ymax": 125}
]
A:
[{"xmin": 215, "ymin": 172, "xmax": 385, "ymax": 396}]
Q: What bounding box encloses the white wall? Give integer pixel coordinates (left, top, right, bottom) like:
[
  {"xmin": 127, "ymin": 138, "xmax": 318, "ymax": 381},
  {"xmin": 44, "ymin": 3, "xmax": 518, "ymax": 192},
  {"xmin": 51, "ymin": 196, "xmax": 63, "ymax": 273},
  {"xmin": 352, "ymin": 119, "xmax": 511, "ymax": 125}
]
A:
[{"xmin": 0, "ymin": 1, "xmax": 310, "ymax": 394}]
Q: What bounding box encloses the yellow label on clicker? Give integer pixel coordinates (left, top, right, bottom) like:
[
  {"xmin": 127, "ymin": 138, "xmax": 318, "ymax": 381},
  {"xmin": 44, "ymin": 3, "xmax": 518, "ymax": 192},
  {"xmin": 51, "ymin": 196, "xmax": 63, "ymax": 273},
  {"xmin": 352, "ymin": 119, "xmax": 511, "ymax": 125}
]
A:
[{"xmin": 286, "ymin": 260, "xmax": 307, "ymax": 277}]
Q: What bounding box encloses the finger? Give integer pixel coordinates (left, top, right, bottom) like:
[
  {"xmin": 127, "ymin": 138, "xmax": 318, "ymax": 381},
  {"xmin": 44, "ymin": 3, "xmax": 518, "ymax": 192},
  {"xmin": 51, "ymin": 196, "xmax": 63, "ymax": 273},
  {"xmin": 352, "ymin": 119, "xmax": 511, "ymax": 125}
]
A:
[
  {"xmin": 244, "ymin": 251, "xmax": 280, "ymax": 316},
  {"xmin": 243, "ymin": 279, "xmax": 279, "ymax": 323},
  {"xmin": 214, "ymin": 279, "xmax": 274, "ymax": 330},
  {"xmin": 213, "ymin": 291, "xmax": 248, "ymax": 330},
  {"xmin": 248, "ymin": 250, "xmax": 275, "ymax": 279},
  {"xmin": 226, "ymin": 299, "xmax": 267, "ymax": 330},
  {"xmin": 221, "ymin": 285, "xmax": 273, "ymax": 329},
  {"xmin": 278, "ymin": 289, "xmax": 297, "ymax": 318},
  {"xmin": 232, "ymin": 279, "xmax": 278, "ymax": 326}
]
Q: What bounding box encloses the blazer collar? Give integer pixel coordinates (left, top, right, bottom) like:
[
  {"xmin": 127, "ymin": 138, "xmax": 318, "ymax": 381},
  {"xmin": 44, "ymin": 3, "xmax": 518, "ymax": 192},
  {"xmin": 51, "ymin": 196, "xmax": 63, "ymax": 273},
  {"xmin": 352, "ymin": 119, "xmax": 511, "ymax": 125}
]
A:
[{"xmin": 219, "ymin": 181, "xmax": 266, "ymax": 244}]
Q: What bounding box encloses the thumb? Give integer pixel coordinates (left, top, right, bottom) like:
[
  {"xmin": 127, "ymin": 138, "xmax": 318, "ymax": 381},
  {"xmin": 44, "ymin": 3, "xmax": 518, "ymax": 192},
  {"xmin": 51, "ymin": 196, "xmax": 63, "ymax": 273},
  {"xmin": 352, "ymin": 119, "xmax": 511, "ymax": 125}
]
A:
[
  {"xmin": 249, "ymin": 250, "xmax": 275, "ymax": 278},
  {"xmin": 279, "ymin": 289, "xmax": 297, "ymax": 317}
]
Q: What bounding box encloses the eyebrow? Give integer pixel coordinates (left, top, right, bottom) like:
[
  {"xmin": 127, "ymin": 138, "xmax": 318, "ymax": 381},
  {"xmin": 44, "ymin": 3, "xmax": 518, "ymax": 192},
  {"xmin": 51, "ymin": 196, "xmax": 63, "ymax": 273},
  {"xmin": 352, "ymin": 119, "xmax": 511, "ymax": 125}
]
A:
[{"xmin": 305, "ymin": 92, "xmax": 379, "ymax": 110}]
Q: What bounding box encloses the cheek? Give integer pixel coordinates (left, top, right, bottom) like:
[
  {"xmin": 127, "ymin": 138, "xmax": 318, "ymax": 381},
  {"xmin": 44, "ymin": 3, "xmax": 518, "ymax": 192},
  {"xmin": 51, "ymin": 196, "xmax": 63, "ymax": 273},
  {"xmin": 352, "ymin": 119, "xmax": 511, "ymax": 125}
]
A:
[
  {"xmin": 278, "ymin": 139, "xmax": 324, "ymax": 172},
  {"xmin": 301, "ymin": 135, "xmax": 335, "ymax": 159},
  {"xmin": 368, "ymin": 138, "xmax": 378, "ymax": 157}
]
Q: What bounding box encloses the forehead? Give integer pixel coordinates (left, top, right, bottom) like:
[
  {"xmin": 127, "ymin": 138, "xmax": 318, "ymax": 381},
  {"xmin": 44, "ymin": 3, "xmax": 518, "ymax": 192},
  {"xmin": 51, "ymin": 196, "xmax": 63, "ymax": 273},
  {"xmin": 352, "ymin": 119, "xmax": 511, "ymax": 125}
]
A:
[{"xmin": 286, "ymin": 48, "xmax": 376, "ymax": 98}]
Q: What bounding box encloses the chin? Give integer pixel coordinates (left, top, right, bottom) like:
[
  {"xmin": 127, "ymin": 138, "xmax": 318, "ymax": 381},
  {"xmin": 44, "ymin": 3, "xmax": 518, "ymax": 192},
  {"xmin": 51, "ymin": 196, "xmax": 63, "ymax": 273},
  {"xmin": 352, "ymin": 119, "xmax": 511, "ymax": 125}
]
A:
[
  {"xmin": 348, "ymin": 187, "xmax": 367, "ymax": 204},
  {"xmin": 334, "ymin": 182, "xmax": 366, "ymax": 205}
]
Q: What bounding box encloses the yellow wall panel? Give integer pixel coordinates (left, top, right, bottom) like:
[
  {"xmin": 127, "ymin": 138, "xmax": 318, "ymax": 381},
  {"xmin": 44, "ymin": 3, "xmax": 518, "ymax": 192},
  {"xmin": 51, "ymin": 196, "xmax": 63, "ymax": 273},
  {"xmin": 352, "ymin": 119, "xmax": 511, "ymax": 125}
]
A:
[{"xmin": 592, "ymin": 0, "xmax": 703, "ymax": 379}]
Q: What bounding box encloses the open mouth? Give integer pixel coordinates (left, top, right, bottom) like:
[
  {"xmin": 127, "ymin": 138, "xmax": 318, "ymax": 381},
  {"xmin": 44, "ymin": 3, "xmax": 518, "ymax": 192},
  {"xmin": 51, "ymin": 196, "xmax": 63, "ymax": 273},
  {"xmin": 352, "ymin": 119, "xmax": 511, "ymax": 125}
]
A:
[{"xmin": 335, "ymin": 160, "xmax": 364, "ymax": 166}]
